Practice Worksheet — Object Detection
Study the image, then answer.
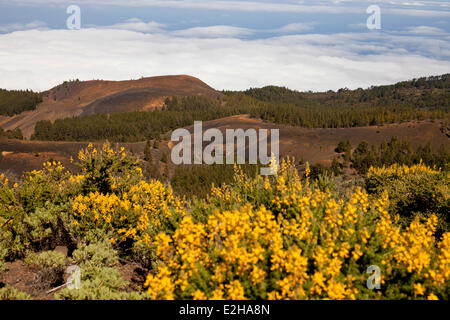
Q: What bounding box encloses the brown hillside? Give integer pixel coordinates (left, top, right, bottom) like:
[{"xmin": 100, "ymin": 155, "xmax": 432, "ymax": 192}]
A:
[
  {"xmin": 179, "ymin": 115, "xmax": 449, "ymax": 166},
  {"xmin": 0, "ymin": 75, "xmax": 219, "ymax": 138},
  {"xmin": 1, "ymin": 116, "xmax": 448, "ymax": 179}
]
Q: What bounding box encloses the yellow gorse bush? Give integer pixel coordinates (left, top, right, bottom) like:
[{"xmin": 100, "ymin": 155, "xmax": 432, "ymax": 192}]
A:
[
  {"xmin": 366, "ymin": 161, "xmax": 449, "ymax": 238},
  {"xmin": 72, "ymin": 179, "xmax": 186, "ymax": 245},
  {"xmin": 71, "ymin": 142, "xmax": 187, "ymax": 246},
  {"xmin": 144, "ymin": 159, "xmax": 449, "ymax": 300},
  {"xmin": 0, "ymin": 174, "xmax": 15, "ymax": 229},
  {"xmin": 1, "ymin": 144, "xmax": 448, "ymax": 300},
  {"xmin": 367, "ymin": 161, "xmax": 441, "ymax": 177}
]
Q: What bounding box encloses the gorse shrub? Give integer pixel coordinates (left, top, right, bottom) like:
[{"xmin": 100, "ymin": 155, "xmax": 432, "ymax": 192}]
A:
[
  {"xmin": 0, "ymin": 144, "xmax": 448, "ymax": 300},
  {"xmin": 76, "ymin": 143, "xmax": 141, "ymax": 195},
  {"xmin": 71, "ymin": 143, "xmax": 187, "ymax": 253},
  {"xmin": 71, "ymin": 178, "xmax": 186, "ymax": 250},
  {"xmin": 366, "ymin": 163, "xmax": 449, "ymax": 235},
  {"xmin": 0, "ymin": 168, "xmax": 77, "ymax": 256},
  {"xmin": 0, "ymin": 145, "xmax": 141, "ymax": 259},
  {"xmin": 0, "ymin": 174, "xmax": 28, "ymax": 259},
  {"xmin": 144, "ymin": 160, "xmax": 449, "ymax": 300},
  {"xmin": 17, "ymin": 161, "xmax": 71, "ymax": 214},
  {"xmin": 1, "ymin": 161, "xmax": 82, "ymax": 254}
]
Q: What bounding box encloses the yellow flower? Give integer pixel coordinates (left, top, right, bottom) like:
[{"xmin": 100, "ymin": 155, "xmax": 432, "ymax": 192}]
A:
[
  {"xmin": 413, "ymin": 283, "xmax": 426, "ymax": 296},
  {"xmin": 226, "ymin": 281, "xmax": 246, "ymax": 300},
  {"xmin": 193, "ymin": 290, "xmax": 207, "ymax": 300},
  {"xmin": 427, "ymin": 293, "xmax": 438, "ymax": 300}
]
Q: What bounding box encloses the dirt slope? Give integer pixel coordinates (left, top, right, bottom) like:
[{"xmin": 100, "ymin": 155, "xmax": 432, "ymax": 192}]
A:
[
  {"xmin": 0, "ymin": 75, "xmax": 219, "ymax": 138},
  {"xmin": 1, "ymin": 116, "xmax": 448, "ymax": 179},
  {"xmin": 179, "ymin": 115, "xmax": 449, "ymax": 166}
]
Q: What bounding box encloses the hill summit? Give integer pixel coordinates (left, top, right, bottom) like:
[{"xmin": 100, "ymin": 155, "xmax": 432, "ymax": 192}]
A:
[{"xmin": 0, "ymin": 75, "xmax": 219, "ymax": 138}]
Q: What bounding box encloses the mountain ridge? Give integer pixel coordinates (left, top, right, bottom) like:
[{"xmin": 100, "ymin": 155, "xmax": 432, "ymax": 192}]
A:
[{"xmin": 0, "ymin": 75, "xmax": 220, "ymax": 138}]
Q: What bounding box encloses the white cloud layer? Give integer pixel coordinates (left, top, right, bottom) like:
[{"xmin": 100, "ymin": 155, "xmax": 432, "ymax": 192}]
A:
[
  {"xmin": 86, "ymin": 20, "xmax": 314, "ymax": 37},
  {"xmin": 99, "ymin": 18, "xmax": 166, "ymax": 33},
  {"xmin": 274, "ymin": 23, "xmax": 314, "ymax": 33},
  {"xmin": 0, "ymin": 27, "xmax": 448, "ymax": 92},
  {"xmin": 172, "ymin": 25, "xmax": 253, "ymax": 38},
  {"xmin": 0, "ymin": 20, "xmax": 47, "ymax": 33},
  {"xmin": 404, "ymin": 26, "xmax": 446, "ymax": 35}
]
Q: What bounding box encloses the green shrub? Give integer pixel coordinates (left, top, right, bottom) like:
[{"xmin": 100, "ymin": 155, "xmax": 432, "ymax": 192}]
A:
[
  {"xmin": 0, "ymin": 286, "xmax": 32, "ymax": 300},
  {"xmin": 0, "ymin": 242, "xmax": 7, "ymax": 274},
  {"xmin": 81, "ymin": 228, "xmax": 114, "ymax": 245},
  {"xmin": 24, "ymin": 251, "xmax": 67, "ymax": 289},
  {"xmin": 0, "ymin": 174, "xmax": 28, "ymax": 258},
  {"xmin": 71, "ymin": 238, "xmax": 118, "ymax": 269},
  {"xmin": 18, "ymin": 168, "xmax": 65, "ymax": 214},
  {"xmin": 57, "ymin": 235, "xmax": 148, "ymax": 300},
  {"xmin": 55, "ymin": 266, "xmax": 144, "ymax": 300},
  {"xmin": 366, "ymin": 163, "xmax": 449, "ymax": 234},
  {"xmin": 22, "ymin": 203, "xmax": 74, "ymax": 251},
  {"xmin": 76, "ymin": 143, "xmax": 141, "ymax": 195},
  {"xmin": 335, "ymin": 140, "xmax": 352, "ymax": 154},
  {"xmin": 24, "ymin": 250, "xmax": 66, "ymax": 269}
]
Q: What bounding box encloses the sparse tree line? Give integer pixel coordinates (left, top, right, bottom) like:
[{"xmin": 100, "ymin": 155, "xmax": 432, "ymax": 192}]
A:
[
  {"xmin": 0, "ymin": 89, "xmax": 42, "ymax": 116},
  {"xmin": 0, "ymin": 127, "xmax": 23, "ymax": 140},
  {"xmin": 332, "ymin": 137, "xmax": 450, "ymax": 174}
]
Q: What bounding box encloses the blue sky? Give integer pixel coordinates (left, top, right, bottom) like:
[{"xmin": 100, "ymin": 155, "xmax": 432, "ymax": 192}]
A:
[{"xmin": 0, "ymin": 0, "xmax": 449, "ymax": 91}]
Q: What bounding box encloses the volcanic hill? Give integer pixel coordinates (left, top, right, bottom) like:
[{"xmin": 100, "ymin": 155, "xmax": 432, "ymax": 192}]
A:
[{"xmin": 0, "ymin": 75, "xmax": 219, "ymax": 138}]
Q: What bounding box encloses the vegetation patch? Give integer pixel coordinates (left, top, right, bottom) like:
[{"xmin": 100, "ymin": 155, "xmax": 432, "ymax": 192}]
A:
[{"xmin": 0, "ymin": 143, "xmax": 448, "ymax": 299}]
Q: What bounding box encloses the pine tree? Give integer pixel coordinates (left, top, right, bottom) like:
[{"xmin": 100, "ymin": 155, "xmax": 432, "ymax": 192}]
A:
[
  {"xmin": 144, "ymin": 140, "xmax": 152, "ymax": 162},
  {"xmin": 331, "ymin": 158, "xmax": 342, "ymax": 176}
]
